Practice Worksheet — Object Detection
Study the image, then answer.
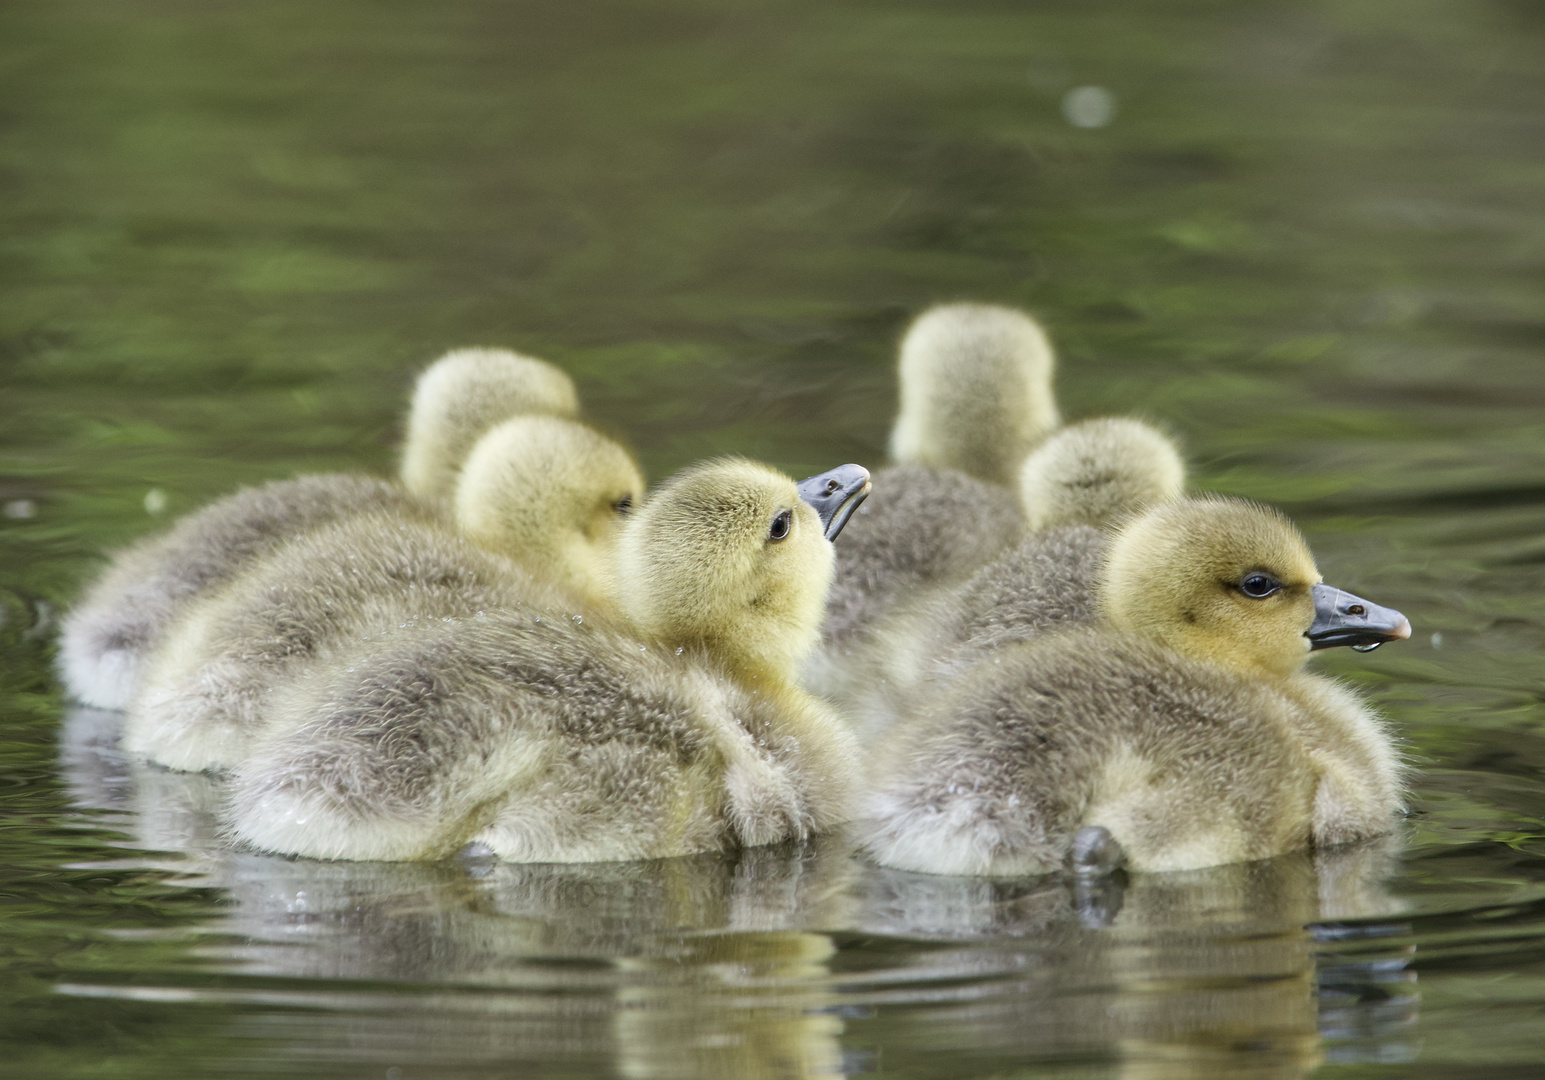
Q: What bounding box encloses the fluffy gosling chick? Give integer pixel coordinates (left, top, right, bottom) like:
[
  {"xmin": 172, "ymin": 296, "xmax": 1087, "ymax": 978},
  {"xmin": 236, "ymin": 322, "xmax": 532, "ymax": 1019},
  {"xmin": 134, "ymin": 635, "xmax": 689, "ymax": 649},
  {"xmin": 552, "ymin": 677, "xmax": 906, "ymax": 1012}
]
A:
[
  {"xmin": 889, "ymin": 302, "xmax": 1060, "ymax": 485},
  {"xmin": 860, "ymin": 496, "xmax": 1411, "ymax": 877},
  {"xmin": 57, "ymin": 347, "xmax": 577, "ymax": 710},
  {"xmin": 818, "ymin": 420, "xmax": 1184, "ymax": 729},
  {"xmin": 225, "ymin": 459, "xmax": 871, "ymax": 863},
  {"xmin": 399, "ymin": 347, "xmax": 579, "ymax": 498},
  {"xmin": 124, "ymin": 417, "xmax": 643, "ymax": 773},
  {"xmin": 814, "ymin": 303, "xmax": 1062, "ymax": 693},
  {"xmin": 1018, "ymin": 417, "xmax": 1186, "ymax": 532}
]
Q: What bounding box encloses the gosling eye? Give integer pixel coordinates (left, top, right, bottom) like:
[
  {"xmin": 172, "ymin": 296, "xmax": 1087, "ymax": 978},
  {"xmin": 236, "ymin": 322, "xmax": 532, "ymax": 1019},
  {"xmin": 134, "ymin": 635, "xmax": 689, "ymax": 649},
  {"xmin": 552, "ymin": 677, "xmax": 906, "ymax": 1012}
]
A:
[
  {"xmin": 612, "ymin": 494, "xmax": 633, "ymax": 516},
  {"xmin": 767, "ymin": 509, "xmax": 792, "ymax": 542},
  {"xmin": 1239, "ymin": 573, "xmax": 1282, "ymax": 599}
]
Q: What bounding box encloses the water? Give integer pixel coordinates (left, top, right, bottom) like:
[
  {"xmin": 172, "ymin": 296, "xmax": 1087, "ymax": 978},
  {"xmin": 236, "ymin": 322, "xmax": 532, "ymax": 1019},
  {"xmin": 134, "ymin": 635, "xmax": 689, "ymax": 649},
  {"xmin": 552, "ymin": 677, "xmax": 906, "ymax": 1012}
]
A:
[{"xmin": 3, "ymin": 0, "xmax": 1544, "ymax": 1075}]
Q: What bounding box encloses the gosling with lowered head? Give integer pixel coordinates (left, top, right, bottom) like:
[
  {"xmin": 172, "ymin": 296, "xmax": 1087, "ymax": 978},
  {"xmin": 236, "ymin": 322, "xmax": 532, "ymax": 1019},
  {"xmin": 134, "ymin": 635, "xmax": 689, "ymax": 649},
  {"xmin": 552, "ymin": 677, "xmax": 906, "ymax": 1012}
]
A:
[
  {"xmin": 58, "ymin": 347, "xmax": 577, "ymax": 709},
  {"xmin": 124, "ymin": 416, "xmax": 643, "ymax": 773}
]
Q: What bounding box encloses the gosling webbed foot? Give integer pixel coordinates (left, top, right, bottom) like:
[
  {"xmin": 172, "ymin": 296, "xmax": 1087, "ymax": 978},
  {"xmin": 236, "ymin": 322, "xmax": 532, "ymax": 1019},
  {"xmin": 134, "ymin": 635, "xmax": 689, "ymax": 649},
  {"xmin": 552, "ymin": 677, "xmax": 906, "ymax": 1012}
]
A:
[{"xmin": 1071, "ymin": 825, "xmax": 1125, "ymax": 876}]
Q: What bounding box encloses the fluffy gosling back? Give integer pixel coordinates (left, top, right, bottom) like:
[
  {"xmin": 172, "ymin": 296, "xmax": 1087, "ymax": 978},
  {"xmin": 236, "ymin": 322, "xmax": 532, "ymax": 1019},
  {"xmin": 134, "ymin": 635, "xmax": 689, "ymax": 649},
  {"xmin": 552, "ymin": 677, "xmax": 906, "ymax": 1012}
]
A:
[
  {"xmin": 125, "ymin": 417, "xmax": 640, "ymax": 772},
  {"xmin": 58, "ymin": 346, "xmax": 581, "ymax": 710}
]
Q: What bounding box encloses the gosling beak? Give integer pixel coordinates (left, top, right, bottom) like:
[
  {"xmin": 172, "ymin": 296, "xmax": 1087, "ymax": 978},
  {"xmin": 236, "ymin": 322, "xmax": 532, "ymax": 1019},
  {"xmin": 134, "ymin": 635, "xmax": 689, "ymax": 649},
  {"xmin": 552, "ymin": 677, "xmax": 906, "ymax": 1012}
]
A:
[
  {"xmin": 1306, "ymin": 583, "xmax": 1412, "ymax": 653},
  {"xmin": 796, "ymin": 464, "xmax": 872, "ymax": 541}
]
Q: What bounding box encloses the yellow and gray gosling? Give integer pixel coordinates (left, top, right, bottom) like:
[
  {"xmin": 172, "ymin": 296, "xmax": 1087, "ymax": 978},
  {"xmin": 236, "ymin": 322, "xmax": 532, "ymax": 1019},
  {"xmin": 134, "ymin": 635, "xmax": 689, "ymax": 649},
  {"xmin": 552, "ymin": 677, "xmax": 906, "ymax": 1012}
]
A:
[
  {"xmin": 889, "ymin": 302, "xmax": 1060, "ymax": 485},
  {"xmin": 398, "ymin": 347, "xmax": 578, "ymax": 499},
  {"xmin": 859, "ymin": 496, "xmax": 1411, "ymax": 877},
  {"xmin": 57, "ymin": 347, "xmax": 577, "ymax": 710},
  {"xmin": 821, "ymin": 419, "xmax": 1185, "ymax": 733},
  {"xmin": 874, "ymin": 417, "xmax": 1187, "ymax": 698},
  {"xmin": 813, "ymin": 303, "xmax": 1060, "ymax": 695},
  {"xmin": 123, "ymin": 416, "xmax": 643, "ymax": 773},
  {"xmin": 1018, "ymin": 417, "xmax": 1186, "ymax": 533},
  {"xmin": 225, "ymin": 458, "xmax": 872, "ymax": 863}
]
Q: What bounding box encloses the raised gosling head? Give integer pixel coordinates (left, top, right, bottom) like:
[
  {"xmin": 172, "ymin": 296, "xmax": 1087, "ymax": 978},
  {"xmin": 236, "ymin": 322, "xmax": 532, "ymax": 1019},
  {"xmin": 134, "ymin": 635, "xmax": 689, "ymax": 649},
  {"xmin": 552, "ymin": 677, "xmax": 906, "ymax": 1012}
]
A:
[
  {"xmin": 888, "ymin": 303, "xmax": 1061, "ymax": 486},
  {"xmin": 616, "ymin": 459, "xmax": 871, "ymax": 683},
  {"xmin": 1018, "ymin": 417, "xmax": 1186, "ymax": 531},
  {"xmin": 455, "ymin": 416, "xmax": 644, "ymax": 609},
  {"xmin": 400, "ymin": 347, "xmax": 580, "ymax": 499},
  {"xmin": 1100, "ymin": 496, "xmax": 1410, "ymax": 679}
]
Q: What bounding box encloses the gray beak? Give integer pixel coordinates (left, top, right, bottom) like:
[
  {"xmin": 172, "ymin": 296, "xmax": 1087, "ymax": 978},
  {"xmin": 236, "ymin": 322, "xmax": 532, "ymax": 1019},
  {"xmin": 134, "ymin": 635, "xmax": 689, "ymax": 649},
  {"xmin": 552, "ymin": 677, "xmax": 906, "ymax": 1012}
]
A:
[
  {"xmin": 796, "ymin": 464, "xmax": 872, "ymax": 541},
  {"xmin": 1306, "ymin": 583, "xmax": 1412, "ymax": 653}
]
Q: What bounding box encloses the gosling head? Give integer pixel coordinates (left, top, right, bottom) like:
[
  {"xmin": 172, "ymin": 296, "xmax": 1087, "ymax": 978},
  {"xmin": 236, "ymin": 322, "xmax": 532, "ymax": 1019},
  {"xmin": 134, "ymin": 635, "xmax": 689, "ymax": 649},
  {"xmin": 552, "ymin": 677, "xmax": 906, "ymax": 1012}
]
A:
[
  {"xmin": 1100, "ymin": 496, "xmax": 1410, "ymax": 679},
  {"xmin": 615, "ymin": 459, "xmax": 871, "ymax": 683},
  {"xmin": 455, "ymin": 416, "xmax": 644, "ymax": 609},
  {"xmin": 1019, "ymin": 417, "xmax": 1186, "ymax": 531},
  {"xmin": 888, "ymin": 302, "xmax": 1061, "ymax": 486},
  {"xmin": 400, "ymin": 347, "xmax": 580, "ymax": 499}
]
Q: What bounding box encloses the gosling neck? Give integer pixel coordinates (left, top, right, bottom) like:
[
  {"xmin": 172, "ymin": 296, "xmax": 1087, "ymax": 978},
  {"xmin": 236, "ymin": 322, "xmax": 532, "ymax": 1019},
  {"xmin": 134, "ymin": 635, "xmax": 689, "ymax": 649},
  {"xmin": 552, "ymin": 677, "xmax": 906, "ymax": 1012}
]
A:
[
  {"xmin": 1157, "ymin": 626, "xmax": 1309, "ymax": 682},
  {"xmin": 1099, "ymin": 590, "xmax": 1310, "ymax": 683}
]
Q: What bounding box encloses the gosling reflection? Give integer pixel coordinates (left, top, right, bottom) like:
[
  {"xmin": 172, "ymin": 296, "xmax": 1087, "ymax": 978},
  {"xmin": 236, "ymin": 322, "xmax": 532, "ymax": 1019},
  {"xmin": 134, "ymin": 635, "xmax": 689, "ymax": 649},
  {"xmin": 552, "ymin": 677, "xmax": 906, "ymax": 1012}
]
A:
[
  {"xmin": 849, "ymin": 837, "xmax": 1417, "ymax": 1078},
  {"xmin": 220, "ymin": 850, "xmax": 855, "ymax": 1076},
  {"xmin": 57, "ymin": 706, "xmax": 1414, "ymax": 1078},
  {"xmin": 58, "ymin": 705, "xmax": 225, "ymax": 870},
  {"xmin": 616, "ymin": 931, "xmax": 846, "ymax": 1080}
]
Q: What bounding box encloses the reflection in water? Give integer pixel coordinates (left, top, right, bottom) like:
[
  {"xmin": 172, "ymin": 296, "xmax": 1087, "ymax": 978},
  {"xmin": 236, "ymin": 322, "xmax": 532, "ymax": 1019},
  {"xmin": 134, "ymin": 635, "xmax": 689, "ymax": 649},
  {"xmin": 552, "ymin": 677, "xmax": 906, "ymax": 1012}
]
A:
[
  {"xmin": 57, "ymin": 707, "xmax": 1419, "ymax": 1077},
  {"xmin": 843, "ymin": 841, "xmax": 1416, "ymax": 1078}
]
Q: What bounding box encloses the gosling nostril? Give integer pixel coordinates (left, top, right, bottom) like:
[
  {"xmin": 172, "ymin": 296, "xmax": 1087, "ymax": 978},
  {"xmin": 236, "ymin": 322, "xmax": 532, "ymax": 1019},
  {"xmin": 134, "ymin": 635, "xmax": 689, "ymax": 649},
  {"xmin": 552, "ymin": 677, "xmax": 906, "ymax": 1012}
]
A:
[
  {"xmin": 825, "ymin": 479, "xmax": 840, "ymax": 494},
  {"xmin": 1348, "ymin": 604, "xmax": 1365, "ymax": 617}
]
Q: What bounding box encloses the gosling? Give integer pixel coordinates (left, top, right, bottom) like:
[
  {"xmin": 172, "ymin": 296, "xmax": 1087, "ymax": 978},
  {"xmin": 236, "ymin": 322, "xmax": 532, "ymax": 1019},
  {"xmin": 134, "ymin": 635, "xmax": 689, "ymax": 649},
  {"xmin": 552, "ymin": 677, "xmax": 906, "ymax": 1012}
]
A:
[
  {"xmin": 226, "ymin": 459, "xmax": 873, "ymax": 863},
  {"xmin": 124, "ymin": 416, "xmax": 643, "ymax": 773},
  {"xmin": 859, "ymin": 496, "xmax": 1411, "ymax": 877},
  {"xmin": 823, "ymin": 418, "xmax": 1185, "ymax": 733},
  {"xmin": 814, "ymin": 303, "xmax": 1058, "ymax": 692},
  {"xmin": 57, "ymin": 347, "xmax": 576, "ymax": 709}
]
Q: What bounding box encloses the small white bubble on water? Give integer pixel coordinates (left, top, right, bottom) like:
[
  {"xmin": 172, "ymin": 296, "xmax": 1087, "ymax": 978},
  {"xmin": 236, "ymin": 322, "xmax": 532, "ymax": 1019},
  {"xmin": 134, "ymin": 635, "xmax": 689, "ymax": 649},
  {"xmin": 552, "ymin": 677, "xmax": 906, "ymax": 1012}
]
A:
[
  {"xmin": 1062, "ymin": 85, "xmax": 1116, "ymax": 128},
  {"xmin": 3, "ymin": 499, "xmax": 36, "ymax": 519},
  {"xmin": 143, "ymin": 488, "xmax": 169, "ymax": 515},
  {"xmin": 1431, "ymin": 631, "xmax": 1443, "ymax": 649}
]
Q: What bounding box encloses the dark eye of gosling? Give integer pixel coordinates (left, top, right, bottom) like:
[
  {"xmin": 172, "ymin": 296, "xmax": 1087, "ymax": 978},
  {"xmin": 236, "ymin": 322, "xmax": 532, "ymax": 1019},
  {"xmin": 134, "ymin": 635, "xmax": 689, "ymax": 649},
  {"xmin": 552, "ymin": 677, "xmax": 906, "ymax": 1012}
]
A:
[
  {"xmin": 1239, "ymin": 573, "xmax": 1282, "ymax": 599},
  {"xmin": 768, "ymin": 509, "xmax": 792, "ymax": 542},
  {"xmin": 612, "ymin": 494, "xmax": 633, "ymax": 515}
]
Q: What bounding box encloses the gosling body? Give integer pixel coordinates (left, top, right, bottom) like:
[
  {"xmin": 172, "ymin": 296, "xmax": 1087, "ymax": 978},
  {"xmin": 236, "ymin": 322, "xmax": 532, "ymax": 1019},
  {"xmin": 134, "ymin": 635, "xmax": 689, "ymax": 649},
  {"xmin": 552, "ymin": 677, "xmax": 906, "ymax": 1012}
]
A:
[
  {"xmin": 811, "ymin": 303, "xmax": 1063, "ymax": 695},
  {"xmin": 230, "ymin": 606, "xmax": 855, "ymax": 862},
  {"xmin": 859, "ymin": 497, "xmax": 1410, "ymax": 876},
  {"xmin": 58, "ymin": 348, "xmax": 577, "ymax": 709},
  {"xmin": 226, "ymin": 459, "xmax": 871, "ymax": 863},
  {"xmin": 818, "ymin": 420, "xmax": 1184, "ymax": 724},
  {"xmin": 124, "ymin": 514, "xmax": 552, "ymax": 773},
  {"xmin": 126, "ymin": 417, "xmax": 643, "ymax": 773},
  {"xmin": 56, "ymin": 475, "xmax": 436, "ymax": 711},
  {"xmin": 811, "ymin": 463, "xmax": 1023, "ymax": 691}
]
